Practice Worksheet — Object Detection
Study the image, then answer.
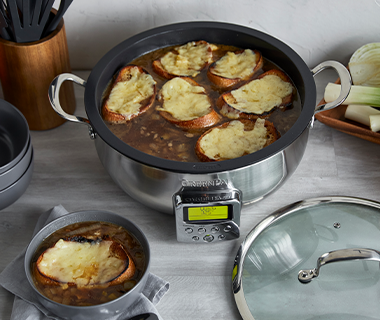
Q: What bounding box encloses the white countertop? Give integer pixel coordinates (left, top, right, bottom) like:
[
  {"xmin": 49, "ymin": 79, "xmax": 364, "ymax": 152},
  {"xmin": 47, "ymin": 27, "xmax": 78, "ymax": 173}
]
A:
[{"xmin": 0, "ymin": 70, "xmax": 380, "ymax": 320}]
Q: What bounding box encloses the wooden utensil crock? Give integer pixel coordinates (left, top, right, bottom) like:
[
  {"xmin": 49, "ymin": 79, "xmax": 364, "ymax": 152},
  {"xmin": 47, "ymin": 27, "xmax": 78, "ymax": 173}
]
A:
[{"xmin": 0, "ymin": 18, "xmax": 75, "ymax": 130}]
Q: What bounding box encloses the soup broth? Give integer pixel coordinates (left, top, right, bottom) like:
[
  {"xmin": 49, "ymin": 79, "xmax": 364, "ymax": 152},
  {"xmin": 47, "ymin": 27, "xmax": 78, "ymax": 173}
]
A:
[
  {"xmin": 30, "ymin": 221, "xmax": 146, "ymax": 306},
  {"xmin": 103, "ymin": 43, "xmax": 301, "ymax": 162}
]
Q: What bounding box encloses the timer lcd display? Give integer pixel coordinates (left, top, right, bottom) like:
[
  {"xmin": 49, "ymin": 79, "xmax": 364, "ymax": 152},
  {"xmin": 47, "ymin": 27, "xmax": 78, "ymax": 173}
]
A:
[{"xmin": 187, "ymin": 206, "xmax": 229, "ymax": 221}]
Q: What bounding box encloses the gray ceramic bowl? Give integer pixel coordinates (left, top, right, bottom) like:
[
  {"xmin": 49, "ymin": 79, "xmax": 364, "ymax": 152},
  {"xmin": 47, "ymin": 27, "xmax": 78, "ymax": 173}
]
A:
[
  {"xmin": 0, "ymin": 99, "xmax": 30, "ymax": 174},
  {"xmin": 24, "ymin": 210, "xmax": 151, "ymax": 320},
  {"xmin": 0, "ymin": 148, "xmax": 33, "ymax": 211},
  {"xmin": 0, "ymin": 137, "xmax": 32, "ymax": 191}
]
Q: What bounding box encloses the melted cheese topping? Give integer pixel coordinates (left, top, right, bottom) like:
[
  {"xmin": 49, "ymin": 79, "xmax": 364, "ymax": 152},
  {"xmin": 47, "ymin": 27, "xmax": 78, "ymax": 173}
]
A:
[
  {"xmin": 212, "ymin": 49, "xmax": 258, "ymax": 79},
  {"xmin": 157, "ymin": 77, "xmax": 211, "ymax": 120},
  {"xmin": 107, "ymin": 67, "xmax": 155, "ymax": 119},
  {"xmin": 199, "ymin": 119, "xmax": 267, "ymax": 160},
  {"xmin": 230, "ymin": 75, "xmax": 293, "ymax": 114},
  {"xmin": 220, "ymin": 103, "xmax": 240, "ymax": 119},
  {"xmin": 38, "ymin": 239, "xmax": 127, "ymax": 286},
  {"xmin": 160, "ymin": 41, "xmax": 212, "ymax": 77}
]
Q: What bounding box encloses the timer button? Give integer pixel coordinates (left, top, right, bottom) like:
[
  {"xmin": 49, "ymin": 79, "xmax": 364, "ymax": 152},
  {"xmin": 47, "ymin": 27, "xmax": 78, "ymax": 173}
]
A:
[
  {"xmin": 224, "ymin": 225, "xmax": 232, "ymax": 232},
  {"xmin": 192, "ymin": 236, "xmax": 200, "ymax": 241},
  {"xmin": 211, "ymin": 226, "xmax": 220, "ymax": 233},
  {"xmin": 185, "ymin": 228, "xmax": 193, "ymax": 234},
  {"xmin": 203, "ymin": 234, "xmax": 214, "ymax": 242},
  {"xmin": 198, "ymin": 227, "xmax": 206, "ymax": 233}
]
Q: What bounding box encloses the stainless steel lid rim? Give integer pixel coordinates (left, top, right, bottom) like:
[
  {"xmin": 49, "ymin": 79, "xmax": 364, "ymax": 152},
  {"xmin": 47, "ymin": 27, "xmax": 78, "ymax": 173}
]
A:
[
  {"xmin": 234, "ymin": 196, "xmax": 380, "ymax": 285},
  {"xmin": 85, "ymin": 21, "xmax": 316, "ymax": 174},
  {"xmin": 233, "ymin": 195, "xmax": 380, "ymax": 319}
]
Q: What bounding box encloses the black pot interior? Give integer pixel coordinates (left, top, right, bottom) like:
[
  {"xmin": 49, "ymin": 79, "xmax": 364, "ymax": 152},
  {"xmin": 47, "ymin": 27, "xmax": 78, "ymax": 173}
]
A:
[{"xmin": 85, "ymin": 21, "xmax": 316, "ymax": 174}]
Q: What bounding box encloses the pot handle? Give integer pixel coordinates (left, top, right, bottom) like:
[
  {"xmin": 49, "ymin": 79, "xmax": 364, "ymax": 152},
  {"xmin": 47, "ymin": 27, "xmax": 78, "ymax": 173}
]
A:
[
  {"xmin": 312, "ymin": 60, "xmax": 352, "ymax": 114},
  {"xmin": 298, "ymin": 248, "xmax": 380, "ymax": 283},
  {"xmin": 48, "ymin": 73, "xmax": 96, "ymax": 139}
]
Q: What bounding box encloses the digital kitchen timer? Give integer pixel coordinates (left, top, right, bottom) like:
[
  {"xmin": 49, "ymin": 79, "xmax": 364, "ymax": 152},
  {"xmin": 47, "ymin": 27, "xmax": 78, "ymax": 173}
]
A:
[{"xmin": 174, "ymin": 185, "xmax": 241, "ymax": 243}]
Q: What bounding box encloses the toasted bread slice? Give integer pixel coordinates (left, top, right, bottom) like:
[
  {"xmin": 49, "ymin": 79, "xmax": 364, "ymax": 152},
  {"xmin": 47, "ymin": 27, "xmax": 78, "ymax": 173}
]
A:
[
  {"xmin": 157, "ymin": 77, "xmax": 220, "ymax": 129},
  {"xmin": 152, "ymin": 40, "xmax": 213, "ymax": 79},
  {"xmin": 217, "ymin": 69, "xmax": 294, "ymax": 119},
  {"xmin": 35, "ymin": 236, "xmax": 136, "ymax": 288},
  {"xmin": 195, "ymin": 118, "xmax": 279, "ymax": 161},
  {"xmin": 102, "ymin": 65, "xmax": 156, "ymax": 124},
  {"xmin": 207, "ymin": 49, "xmax": 263, "ymax": 88}
]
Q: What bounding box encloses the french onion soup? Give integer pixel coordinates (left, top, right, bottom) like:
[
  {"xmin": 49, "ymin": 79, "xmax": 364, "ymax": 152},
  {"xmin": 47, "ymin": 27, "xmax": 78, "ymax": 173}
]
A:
[
  {"xmin": 30, "ymin": 221, "xmax": 146, "ymax": 306},
  {"xmin": 102, "ymin": 41, "xmax": 301, "ymax": 162}
]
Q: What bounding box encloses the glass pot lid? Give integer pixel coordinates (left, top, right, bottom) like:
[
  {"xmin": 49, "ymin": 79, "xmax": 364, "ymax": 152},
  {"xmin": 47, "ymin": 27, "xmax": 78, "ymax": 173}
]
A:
[{"xmin": 232, "ymin": 196, "xmax": 380, "ymax": 320}]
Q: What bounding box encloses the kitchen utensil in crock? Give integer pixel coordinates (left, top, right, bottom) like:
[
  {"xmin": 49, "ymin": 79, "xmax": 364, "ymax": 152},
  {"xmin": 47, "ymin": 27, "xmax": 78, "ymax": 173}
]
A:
[
  {"xmin": 42, "ymin": 0, "xmax": 73, "ymax": 38},
  {"xmin": 0, "ymin": 138, "xmax": 32, "ymax": 190},
  {"xmin": 0, "ymin": 99, "xmax": 30, "ymax": 174},
  {"xmin": 0, "ymin": 8, "xmax": 11, "ymax": 40},
  {"xmin": 232, "ymin": 196, "xmax": 380, "ymax": 320},
  {"xmin": 6, "ymin": 0, "xmax": 55, "ymax": 43},
  {"xmin": 24, "ymin": 210, "xmax": 151, "ymax": 320},
  {"xmin": 0, "ymin": 15, "xmax": 76, "ymax": 130},
  {"xmin": 48, "ymin": 22, "xmax": 351, "ymax": 216},
  {"xmin": 0, "ymin": 148, "xmax": 33, "ymax": 210}
]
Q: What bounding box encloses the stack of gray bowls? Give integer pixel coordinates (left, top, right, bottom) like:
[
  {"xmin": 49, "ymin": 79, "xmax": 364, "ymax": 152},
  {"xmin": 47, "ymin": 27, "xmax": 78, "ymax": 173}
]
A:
[{"xmin": 0, "ymin": 99, "xmax": 34, "ymax": 210}]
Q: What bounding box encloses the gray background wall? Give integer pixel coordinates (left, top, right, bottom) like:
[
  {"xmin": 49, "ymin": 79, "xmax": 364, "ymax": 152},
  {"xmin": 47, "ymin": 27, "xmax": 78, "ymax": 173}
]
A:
[{"xmin": 61, "ymin": 0, "xmax": 377, "ymax": 70}]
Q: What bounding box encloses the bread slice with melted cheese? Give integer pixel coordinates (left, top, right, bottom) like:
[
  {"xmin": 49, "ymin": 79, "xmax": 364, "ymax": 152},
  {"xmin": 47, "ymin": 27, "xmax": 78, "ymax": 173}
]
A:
[
  {"xmin": 207, "ymin": 49, "xmax": 263, "ymax": 88},
  {"xmin": 157, "ymin": 77, "xmax": 220, "ymax": 129},
  {"xmin": 217, "ymin": 69, "xmax": 294, "ymax": 119},
  {"xmin": 195, "ymin": 118, "xmax": 279, "ymax": 162},
  {"xmin": 34, "ymin": 236, "xmax": 136, "ymax": 288},
  {"xmin": 152, "ymin": 40, "xmax": 213, "ymax": 79},
  {"xmin": 102, "ymin": 65, "xmax": 156, "ymax": 124}
]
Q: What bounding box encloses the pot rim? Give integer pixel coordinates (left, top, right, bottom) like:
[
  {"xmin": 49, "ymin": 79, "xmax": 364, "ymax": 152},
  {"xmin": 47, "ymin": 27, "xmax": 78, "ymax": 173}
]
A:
[
  {"xmin": 85, "ymin": 21, "xmax": 316, "ymax": 174},
  {"xmin": 0, "ymin": 99, "xmax": 30, "ymax": 174},
  {"xmin": 24, "ymin": 210, "xmax": 151, "ymax": 311}
]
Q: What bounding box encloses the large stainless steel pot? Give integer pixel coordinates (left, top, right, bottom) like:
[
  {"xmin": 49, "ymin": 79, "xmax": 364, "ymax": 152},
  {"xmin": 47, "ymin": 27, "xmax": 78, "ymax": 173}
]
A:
[{"xmin": 49, "ymin": 22, "xmax": 351, "ymax": 214}]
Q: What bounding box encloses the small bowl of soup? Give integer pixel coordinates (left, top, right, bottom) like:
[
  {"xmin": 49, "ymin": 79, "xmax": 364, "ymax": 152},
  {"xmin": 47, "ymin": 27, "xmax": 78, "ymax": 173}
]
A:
[{"xmin": 24, "ymin": 210, "xmax": 150, "ymax": 320}]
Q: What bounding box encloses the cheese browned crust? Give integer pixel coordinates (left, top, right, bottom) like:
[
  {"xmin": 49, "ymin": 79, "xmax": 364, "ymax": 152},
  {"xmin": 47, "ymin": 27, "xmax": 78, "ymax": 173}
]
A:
[
  {"xmin": 35, "ymin": 236, "xmax": 135, "ymax": 288},
  {"xmin": 157, "ymin": 77, "xmax": 220, "ymax": 129},
  {"xmin": 152, "ymin": 40, "xmax": 213, "ymax": 79},
  {"xmin": 102, "ymin": 65, "xmax": 156, "ymax": 124},
  {"xmin": 217, "ymin": 69, "xmax": 294, "ymax": 119},
  {"xmin": 195, "ymin": 119, "xmax": 279, "ymax": 161},
  {"xmin": 207, "ymin": 49, "xmax": 263, "ymax": 88}
]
